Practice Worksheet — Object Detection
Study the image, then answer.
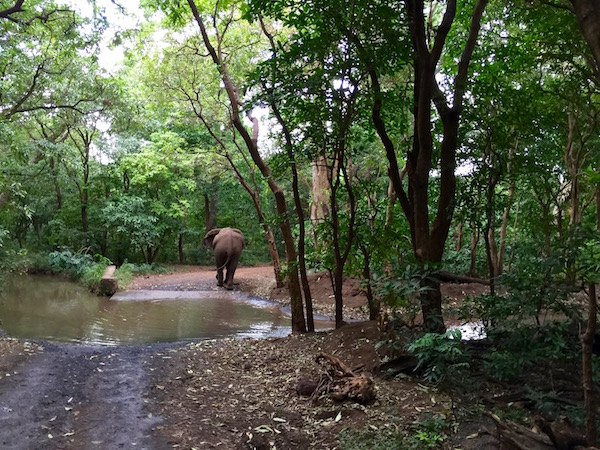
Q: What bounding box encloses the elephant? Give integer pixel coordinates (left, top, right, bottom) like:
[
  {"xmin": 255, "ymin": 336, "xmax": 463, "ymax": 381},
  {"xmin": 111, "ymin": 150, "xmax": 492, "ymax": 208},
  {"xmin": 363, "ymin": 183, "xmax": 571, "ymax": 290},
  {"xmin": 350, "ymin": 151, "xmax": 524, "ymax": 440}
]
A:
[{"xmin": 202, "ymin": 227, "xmax": 245, "ymax": 290}]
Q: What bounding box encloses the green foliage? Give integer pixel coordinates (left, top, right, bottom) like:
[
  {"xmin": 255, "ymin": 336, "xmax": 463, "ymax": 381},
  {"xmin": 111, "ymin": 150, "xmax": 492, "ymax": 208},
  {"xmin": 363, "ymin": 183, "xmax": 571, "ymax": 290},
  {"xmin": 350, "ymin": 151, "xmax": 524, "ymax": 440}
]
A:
[
  {"xmin": 47, "ymin": 248, "xmax": 117, "ymax": 292},
  {"xmin": 483, "ymin": 322, "xmax": 578, "ymax": 382},
  {"xmin": 338, "ymin": 428, "xmax": 405, "ymax": 450},
  {"xmin": 372, "ymin": 264, "xmax": 438, "ymax": 325},
  {"xmin": 80, "ymin": 264, "xmax": 107, "ymax": 291},
  {"xmin": 408, "ymin": 330, "xmax": 468, "ymax": 384},
  {"xmin": 114, "ymin": 262, "xmax": 170, "ymax": 287},
  {"xmin": 459, "ymin": 242, "xmax": 576, "ymax": 328},
  {"xmin": 338, "ymin": 414, "xmax": 448, "ymax": 449},
  {"xmin": 48, "ymin": 249, "xmax": 96, "ymax": 278},
  {"xmin": 408, "ymin": 414, "xmax": 448, "ymax": 449}
]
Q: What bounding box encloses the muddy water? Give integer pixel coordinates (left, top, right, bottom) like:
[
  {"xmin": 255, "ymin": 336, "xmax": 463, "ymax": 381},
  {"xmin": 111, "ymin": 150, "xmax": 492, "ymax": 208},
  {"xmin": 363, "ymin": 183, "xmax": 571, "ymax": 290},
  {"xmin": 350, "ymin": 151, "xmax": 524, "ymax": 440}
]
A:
[{"xmin": 0, "ymin": 275, "xmax": 294, "ymax": 345}]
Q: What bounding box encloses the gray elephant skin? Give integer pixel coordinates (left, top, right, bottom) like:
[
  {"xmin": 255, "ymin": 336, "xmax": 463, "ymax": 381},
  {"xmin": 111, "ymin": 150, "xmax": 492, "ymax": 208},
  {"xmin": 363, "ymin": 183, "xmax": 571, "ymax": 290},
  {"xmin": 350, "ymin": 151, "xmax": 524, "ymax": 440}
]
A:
[{"xmin": 202, "ymin": 227, "xmax": 245, "ymax": 290}]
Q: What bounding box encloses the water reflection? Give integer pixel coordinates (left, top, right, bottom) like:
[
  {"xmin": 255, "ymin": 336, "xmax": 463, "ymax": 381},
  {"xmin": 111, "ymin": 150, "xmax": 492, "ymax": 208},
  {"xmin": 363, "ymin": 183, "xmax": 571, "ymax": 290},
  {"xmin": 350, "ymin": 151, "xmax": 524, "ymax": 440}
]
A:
[{"xmin": 0, "ymin": 275, "xmax": 307, "ymax": 345}]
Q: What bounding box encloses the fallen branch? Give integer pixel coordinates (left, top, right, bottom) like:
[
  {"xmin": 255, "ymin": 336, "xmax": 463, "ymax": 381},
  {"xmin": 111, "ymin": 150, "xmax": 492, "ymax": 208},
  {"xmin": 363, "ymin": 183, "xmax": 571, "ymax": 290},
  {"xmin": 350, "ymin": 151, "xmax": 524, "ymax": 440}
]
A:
[
  {"xmin": 491, "ymin": 414, "xmax": 597, "ymax": 450},
  {"xmin": 490, "ymin": 414, "xmax": 554, "ymax": 449}
]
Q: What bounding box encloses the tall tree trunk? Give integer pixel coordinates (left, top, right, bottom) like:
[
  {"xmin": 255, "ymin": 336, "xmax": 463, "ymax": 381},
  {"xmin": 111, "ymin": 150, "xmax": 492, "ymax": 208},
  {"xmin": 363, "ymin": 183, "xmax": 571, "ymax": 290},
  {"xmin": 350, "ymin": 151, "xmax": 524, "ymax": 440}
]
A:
[
  {"xmin": 50, "ymin": 157, "xmax": 62, "ymax": 209},
  {"xmin": 360, "ymin": 245, "xmax": 379, "ymax": 321},
  {"xmin": 496, "ymin": 180, "xmax": 515, "ymax": 275},
  {"xmin": 204, "ymin": 192, "xmax": 218, "ymax": 234},
  {"xmin": 495, "ymin": 141, "xmax": 517, "ymax": 275},
  {"xmin": 178, "ymin": 232, "xmax": 184, "ymax": 264},
  {"xmin": 596, "ymin": 183, "xmax": 600, "ymax": 230},
  {"xmin": 385, "ymin": 178, "xmax": 397, "ymax": 227},
  {"xmin": 582, "ymin": 282, "xmax": 597, "ymax": 445},
  {"xmin": 262, "ymin": 57, "xmax": 314, "ymax": 328},
  {"xmin": 565, "ymin": 113, "xmax": 582, "ymax": 225},
  {"xmin": 456, "ymin": 221, "xmax": 463, "ymax": 251},
  {"xmin": 188, "ymin": 0, "xmax": 306, "ymax": 332},
  {"xmin": 468, "ymin": 222, "xmax": 479, "ymax": 277},
  {"xmin": 311, "ymin": 156, "xmax": 330, "ymax": 223},
  {"xmin": 570, "ymin": 0, "xmax": 600, "ymax": 80},
  {"xmin": 0, "ymin": 191, "xmax": 9, "ymax": 211}
]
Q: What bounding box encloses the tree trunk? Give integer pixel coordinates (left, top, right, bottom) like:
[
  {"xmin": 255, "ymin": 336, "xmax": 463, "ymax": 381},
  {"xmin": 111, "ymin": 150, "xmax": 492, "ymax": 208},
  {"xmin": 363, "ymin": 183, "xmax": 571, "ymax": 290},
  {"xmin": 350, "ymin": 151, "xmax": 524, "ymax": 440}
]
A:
[
  {"xmin": 0, "ymin": 191, "xmax": 9, "ymax": 211},
  {"xmin": 483, "ymin": 222, "xmax": 496, "ymax": 296},
  {"xmin": 570, "ymin": 0, "xmax": 600, "ymax": 79},
  {"xmin": 361, "ymin": 245, "xmax": 379, "ymax": 320},
  {"xmin": 565, "ymin": 113, "xmax": 582, "ymax": 225},
  {"xmin": 188, "ymin": 0, "xmax": 306, "ymax": 332},
  {"xmin": 497, "ymin": 181, "xmax": 515, "ymax": 275},
  {"xmin": 596, "ymin": 183, "xmax": 600, "ymax": 231},
  {"xmin": 311, "ymin": 156, "xmax": 330, "ymax": 223},
  {"xmin": 263, "ymin": 225, "xmax": 284, "ymax": 288},
  {"xmin": 81, "ymin": 204, "xmax": 88, "ymax": 233},
  {"xmin": 496, "ymin": 142, "xmax": 517, "ymax": 275},
  {"xmin": 456, "ymin": 221, "xmax": 463, "ymax": 251},
  {"xmin": 263, "ymin": 66, "xmax": 314, "ymax": 328},
  {"xmin": 330, "ymin": 158, "xmax": 357, "ymax": 328},
  {"xmin": 204, "ymin": 192, "xmax": 218, "ymax": 234},
  {"xmin": 582, "ymin": 282, "xmax": 597, "ymax": 445},
  {"xmin": 178, "ymin": 232, "xmax": 184, "ymax": 264},
  {"xmin": 468, "ymin": 223, "xmax": 480, "ymax": 277},
  {"xmin": 50, "ymin": 157, "xmax": 62, "ymax": 209},
  {"xmin": 361, "ymin": 0, "xmax": 488, "ymax": 332}
]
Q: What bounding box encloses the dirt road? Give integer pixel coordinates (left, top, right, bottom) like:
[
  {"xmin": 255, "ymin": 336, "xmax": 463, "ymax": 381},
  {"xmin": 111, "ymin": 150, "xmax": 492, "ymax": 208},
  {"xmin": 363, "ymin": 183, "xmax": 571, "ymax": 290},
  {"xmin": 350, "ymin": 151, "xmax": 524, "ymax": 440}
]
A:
[{"xmin": 0, "ymin": 342, "xmax": 177, "ymax": 449}]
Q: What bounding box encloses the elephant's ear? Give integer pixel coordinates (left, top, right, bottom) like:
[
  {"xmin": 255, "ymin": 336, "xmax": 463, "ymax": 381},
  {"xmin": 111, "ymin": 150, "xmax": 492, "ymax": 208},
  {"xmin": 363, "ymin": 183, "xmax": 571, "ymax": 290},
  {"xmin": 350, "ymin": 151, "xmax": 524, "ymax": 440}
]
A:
[{"xmin": 202, "ymin": 228, "xmax": 221, "ymax": 248}]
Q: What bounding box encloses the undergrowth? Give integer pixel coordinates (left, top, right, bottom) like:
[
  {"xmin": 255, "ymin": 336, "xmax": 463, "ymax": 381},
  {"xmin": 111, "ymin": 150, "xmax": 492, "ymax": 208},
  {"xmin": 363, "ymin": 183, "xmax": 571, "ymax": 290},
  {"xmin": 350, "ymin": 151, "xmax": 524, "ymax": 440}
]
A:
[{"xmin": 338, "ymin": 414, "xmax": 448, "ymax": 449}]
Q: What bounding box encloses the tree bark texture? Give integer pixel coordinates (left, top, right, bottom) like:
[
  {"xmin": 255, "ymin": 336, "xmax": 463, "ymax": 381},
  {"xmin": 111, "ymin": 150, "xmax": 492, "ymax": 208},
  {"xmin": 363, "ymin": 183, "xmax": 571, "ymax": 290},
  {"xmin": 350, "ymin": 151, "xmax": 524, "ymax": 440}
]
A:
[
  {"xmin": 582, "ymin": 282, "xmax": 597, "ymax": 445},
  {"xmin": 570, "ymin": 0, "xmax": 600, "ymax": 79},
  {"xmin": 311, "ymin": 156, "xmax": 330, "ymax": 223},
  {"xmin": 0, "ymin": 191, "xmax": 8, "ymax": 211},
  {"xmin": 204, "ymin": 192, "xmax": 218, "ymax": 234},
  {"xmin": 468, "ymin": 223, "xmax": 480, "ymax": 277},
  {"xmin": 187, "ymin": 0, "xmax": 306, "ymax": 332}
]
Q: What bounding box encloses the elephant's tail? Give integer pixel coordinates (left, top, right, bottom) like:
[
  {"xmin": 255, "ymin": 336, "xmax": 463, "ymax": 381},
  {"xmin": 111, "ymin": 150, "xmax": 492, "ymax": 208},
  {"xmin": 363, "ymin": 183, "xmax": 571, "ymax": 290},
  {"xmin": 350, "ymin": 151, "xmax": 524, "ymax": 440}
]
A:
[{"xmin": 216, "ymin": 255, "xmax": 231, "ymax": 271}]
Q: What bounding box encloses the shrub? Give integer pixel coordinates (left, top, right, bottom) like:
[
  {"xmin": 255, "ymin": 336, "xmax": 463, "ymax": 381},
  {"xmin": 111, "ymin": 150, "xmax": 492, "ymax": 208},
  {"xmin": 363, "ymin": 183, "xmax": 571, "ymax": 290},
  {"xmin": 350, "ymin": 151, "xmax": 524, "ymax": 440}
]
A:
[
  {"xmin": 408, "ymin": 329, "xmax": 468, "ymax": 383},
  {"xmin": 48, "ymin": 248, "xmax": 95, "ymax": 278}
]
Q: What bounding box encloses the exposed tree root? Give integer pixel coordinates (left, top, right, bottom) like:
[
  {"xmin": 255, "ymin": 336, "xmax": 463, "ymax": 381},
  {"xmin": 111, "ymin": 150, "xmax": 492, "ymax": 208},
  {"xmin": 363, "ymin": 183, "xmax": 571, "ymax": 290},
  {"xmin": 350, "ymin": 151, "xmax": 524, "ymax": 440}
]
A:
[{"xmin": 312, "ymin": 353, "xmax": 375, "ymax": 404}]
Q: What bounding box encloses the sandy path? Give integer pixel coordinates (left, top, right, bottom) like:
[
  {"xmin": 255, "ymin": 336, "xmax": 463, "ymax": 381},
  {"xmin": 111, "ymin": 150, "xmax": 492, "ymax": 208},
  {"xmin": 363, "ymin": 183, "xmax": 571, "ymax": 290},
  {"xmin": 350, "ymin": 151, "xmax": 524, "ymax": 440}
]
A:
[{"xmin": 127, "ymin": 265, "xmax": 279, "ymax": 300}]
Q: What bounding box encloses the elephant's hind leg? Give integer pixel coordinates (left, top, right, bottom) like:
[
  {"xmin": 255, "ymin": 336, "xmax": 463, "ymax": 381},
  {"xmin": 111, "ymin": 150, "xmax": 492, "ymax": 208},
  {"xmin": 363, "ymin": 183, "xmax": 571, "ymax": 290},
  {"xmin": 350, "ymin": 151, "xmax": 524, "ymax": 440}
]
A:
[{"xmin": 224, "ymin": 254, "xmax": 241, "ymax": 290}]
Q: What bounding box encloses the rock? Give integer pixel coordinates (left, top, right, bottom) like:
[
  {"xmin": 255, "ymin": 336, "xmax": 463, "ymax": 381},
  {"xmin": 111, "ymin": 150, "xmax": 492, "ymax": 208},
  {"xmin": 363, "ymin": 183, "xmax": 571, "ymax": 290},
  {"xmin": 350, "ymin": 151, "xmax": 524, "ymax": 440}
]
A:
[
  {"xmin": 296, "ymin": 377, "xmax": 318, "ymax": 397},
  {"xmin": 98, "ymin": 265, "xmax": 118, "ymax": 296}
]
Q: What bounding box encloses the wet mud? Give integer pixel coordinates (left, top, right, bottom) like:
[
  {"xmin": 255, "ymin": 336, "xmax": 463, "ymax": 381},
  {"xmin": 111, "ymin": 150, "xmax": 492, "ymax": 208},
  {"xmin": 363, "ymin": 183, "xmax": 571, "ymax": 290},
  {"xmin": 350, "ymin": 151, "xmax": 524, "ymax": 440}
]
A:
[{"xmin": 0, "ymin": 342, "xmax": 174, "ymax": 449}]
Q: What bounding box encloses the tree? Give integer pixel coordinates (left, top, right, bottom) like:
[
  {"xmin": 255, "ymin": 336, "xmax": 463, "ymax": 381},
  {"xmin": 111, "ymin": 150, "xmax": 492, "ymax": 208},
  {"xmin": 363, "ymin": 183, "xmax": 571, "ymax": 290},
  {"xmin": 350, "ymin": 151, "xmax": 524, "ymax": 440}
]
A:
[
  {"xmin": 148, "ymin": 28, "xmax": 286, "ymax": 286},
  {"xmin": 344, "ymin": 0, "xmax": 489, "ymax": 331},
  {"xmin": 143, "ymin": 0, "xmax": 308, "ymax": 332}
]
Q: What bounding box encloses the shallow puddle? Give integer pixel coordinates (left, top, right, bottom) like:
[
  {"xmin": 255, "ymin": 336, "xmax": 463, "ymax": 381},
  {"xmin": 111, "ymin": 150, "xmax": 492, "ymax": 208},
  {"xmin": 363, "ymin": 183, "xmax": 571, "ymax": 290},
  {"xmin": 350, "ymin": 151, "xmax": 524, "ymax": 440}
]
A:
[{"xmin": 0, "ymin": 275, "xmax": 315, "ymax": 345}]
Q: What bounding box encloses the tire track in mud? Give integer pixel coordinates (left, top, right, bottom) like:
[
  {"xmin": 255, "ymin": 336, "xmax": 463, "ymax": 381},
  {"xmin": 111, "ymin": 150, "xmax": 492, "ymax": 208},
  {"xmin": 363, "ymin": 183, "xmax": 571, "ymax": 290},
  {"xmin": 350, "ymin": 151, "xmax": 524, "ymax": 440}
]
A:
[{"xmin": 0, "ymin": 343, "xmax": 172, "ymax": 450}]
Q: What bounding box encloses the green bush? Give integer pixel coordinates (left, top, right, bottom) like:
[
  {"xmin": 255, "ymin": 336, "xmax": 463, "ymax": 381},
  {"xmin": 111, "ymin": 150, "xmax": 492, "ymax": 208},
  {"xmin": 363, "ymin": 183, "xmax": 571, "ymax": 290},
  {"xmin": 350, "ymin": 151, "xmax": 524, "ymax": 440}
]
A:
[
  {"xmin": 408, "ymin": 329, "xmax": 468, "ymax": 383},
  {"xmin": 80, "ymin": 264, "xmax": 107, "ymax": 291},
  {"xmin": 48, "ymin": 248, "xmax": 95, "ymax": 278},
  {"xmin": 338, "ymin": 415, "xmax": 448, "ymax": 450},
  {"xmin": 483, "ymin": 321, "xmax": 578, "ymax": 382}
]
